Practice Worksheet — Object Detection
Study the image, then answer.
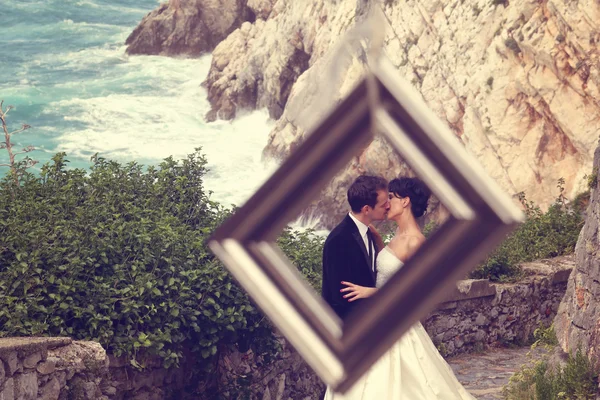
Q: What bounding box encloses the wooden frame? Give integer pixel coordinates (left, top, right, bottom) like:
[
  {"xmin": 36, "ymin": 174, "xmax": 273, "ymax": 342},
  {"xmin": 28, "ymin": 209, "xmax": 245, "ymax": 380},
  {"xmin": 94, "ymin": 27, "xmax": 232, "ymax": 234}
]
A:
[{"xmin": 208, "ymin": 57, "xmax": 524, "ymax": 393}]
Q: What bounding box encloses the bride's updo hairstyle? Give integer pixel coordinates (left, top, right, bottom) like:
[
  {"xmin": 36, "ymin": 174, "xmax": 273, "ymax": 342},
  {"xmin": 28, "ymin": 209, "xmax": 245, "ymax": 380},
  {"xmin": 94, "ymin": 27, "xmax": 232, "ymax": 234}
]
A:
[{"xmin": 389, "ymin": 177, "xmax": 431, "ymax": 218}]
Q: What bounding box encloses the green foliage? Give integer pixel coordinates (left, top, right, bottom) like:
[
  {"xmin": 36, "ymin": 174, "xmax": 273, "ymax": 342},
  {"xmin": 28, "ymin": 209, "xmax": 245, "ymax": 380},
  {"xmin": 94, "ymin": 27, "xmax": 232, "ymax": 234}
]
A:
[
  {"xmin": 0, "ymin": 150, "xmax": 280, "ymax": 370},
  {"xmin": 422, "ymin": 221, "xmax": 440, "ymax": 239},
  {"xmin": 532, "ymin": 323, "xmax": 559, "ymax": 349},
  {"xmin": 277, "ymin": 227, "xmax": 324, "ymax": 292},
  {"xmin": 470, "ymin": 179, "xmax": 584, "ymax": 281},
  {"xmin": 504, "ymin": 347, "xmax": 598, "ymax": 399}
]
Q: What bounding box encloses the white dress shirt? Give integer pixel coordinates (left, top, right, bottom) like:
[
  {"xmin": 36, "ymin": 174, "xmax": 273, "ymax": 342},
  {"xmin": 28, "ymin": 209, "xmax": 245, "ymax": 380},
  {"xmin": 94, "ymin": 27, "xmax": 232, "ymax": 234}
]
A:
[{"xmin": 348, "ymin": 212, "xmax": 375, "ymax": 270}]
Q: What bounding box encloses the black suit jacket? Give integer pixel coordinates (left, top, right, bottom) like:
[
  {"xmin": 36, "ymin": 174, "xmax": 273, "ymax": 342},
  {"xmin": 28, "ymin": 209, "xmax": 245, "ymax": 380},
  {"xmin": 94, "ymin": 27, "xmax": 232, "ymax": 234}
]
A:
[{"xmin": 321, "ymin": 214, "xmax": 377, "ymax": 321}]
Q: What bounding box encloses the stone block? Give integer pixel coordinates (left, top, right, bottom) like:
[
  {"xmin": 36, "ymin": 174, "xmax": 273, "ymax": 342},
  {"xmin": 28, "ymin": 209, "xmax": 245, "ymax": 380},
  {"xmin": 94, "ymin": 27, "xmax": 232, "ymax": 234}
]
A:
[
  {"xmin": 2, "ymin": 352, "xmax": 19, "ymax": 376},
  {"xmin": 82, "ymin": 381, "xmax": 98, "ymax": 399},
  {"xmin": 36, "ymin": 358, "xmax": 57, "ymax": 375},
  {"xmin": 0, "ymin": 360, "xmax": 4, "ymax": 386},
  {"xmin": 475, "ymin": 313, "xmax": 488, "ymax": 326},
  {"xmin": 55, "ymin": 371, "xmax": 67, "ymax": 388},
  {"xmin": 474, "ymin": 330, "xmax": 486, "ymax": 341},
  {"xmin": 102, "ymin": 385, "xmax": 117, "ymax": 396},
  {"xmin": 22, "ymin": 351, "xmax": 42, "ymax": 369},
  {"xmin": 0, "ymin": 378, "xmax": 14, "ymax": 400},
  {"xmin": 14, "ymin": 372, "xmax": 37, "ymax": 400},
  {"xmin": 447, "ymin": 279, "xmax": 496, "ymax": 302},
  {"xmin": 38, "ymin": 374, "xmax": 51, "ymax": 386},
  {"xmin": 38, "ymin": 377, "xmax": 60, "ymax": 400}
]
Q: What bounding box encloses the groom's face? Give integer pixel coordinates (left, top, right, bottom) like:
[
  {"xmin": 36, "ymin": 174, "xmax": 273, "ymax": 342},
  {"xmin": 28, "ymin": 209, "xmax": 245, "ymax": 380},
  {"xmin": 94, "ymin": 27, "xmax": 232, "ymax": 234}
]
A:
[{"xmin": 368, "ymin": 189, "xmax": 390, "ymax": 222}]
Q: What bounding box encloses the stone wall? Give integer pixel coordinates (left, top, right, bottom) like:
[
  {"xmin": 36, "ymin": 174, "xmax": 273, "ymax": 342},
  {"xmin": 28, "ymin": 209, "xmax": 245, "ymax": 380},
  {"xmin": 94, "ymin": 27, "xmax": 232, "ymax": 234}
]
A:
[
  {"xmin": 0, "ymin": 257, "xmax": 572, "ymax": 399},
  {"xmin": 0, "ymin": 338, "xmax": 108, "ymax": 400},
  {"xmin": 0, "ymin": 338, "xmax": 191, "ymax": 400},
  {"xmin": 423, "ymin": 256, "xmax": 574, "ymax": 357},
  {"xmin": 0, "ymin": 336, "xmax": 322, "ymax": 400}
]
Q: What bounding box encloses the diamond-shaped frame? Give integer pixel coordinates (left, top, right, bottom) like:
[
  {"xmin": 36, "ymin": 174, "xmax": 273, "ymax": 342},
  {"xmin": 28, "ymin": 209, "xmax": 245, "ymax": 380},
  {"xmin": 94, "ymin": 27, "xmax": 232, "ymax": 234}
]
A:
[{"xmin": 208, "ymin": 57, "xmax": 524, "ymax": 393}]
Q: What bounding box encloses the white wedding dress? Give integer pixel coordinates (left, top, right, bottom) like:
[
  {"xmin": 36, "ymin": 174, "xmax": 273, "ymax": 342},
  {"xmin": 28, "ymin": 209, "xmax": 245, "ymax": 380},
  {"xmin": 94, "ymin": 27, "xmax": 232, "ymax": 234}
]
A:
[{"xmin": 324, "ymin": 247, "xmax": 476, "ymax": 399}]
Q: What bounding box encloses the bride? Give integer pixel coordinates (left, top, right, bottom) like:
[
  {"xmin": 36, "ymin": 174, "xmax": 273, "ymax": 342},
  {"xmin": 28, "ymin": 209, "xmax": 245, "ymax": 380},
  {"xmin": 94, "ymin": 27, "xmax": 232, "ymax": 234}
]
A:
[{"xmin": 324, "ymin": 177, "xmax": 475, "ymax": 400}]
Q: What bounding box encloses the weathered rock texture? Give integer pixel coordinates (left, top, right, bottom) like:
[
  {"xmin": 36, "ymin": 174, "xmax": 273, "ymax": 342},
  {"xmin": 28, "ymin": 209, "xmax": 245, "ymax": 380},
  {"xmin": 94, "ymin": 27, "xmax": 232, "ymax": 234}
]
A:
[
  {"xmin": 555, "ymin": 142, "xmax": 600, "ymax": 361},
  {"xmin": 199, "ymin": 0, "xmax": 600, "ymax": 228},
  {"xmin": 125, "ymin": 0, "xmax": 256, "ymax": 56},
  {"xmin": 203, "ymin": 0, "xmax": 311, "ymax": 121}
]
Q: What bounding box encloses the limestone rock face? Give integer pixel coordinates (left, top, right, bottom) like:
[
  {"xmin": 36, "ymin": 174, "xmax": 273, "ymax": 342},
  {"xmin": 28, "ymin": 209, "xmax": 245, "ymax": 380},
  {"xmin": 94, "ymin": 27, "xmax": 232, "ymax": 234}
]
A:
[
  {"xmin": 125, "ymin": 0, "xmax": 254, "ymax": 56},
  {"xmin": 202, "ymin": 0, "xmax": 329, "ymax": 121},
  {"xmin": 201, "ymin": 0, "xmax": 600, "ymax": 227},
  {"xmin": 554, "ymin": 143, "xmax": 600, "ymax": 360}
]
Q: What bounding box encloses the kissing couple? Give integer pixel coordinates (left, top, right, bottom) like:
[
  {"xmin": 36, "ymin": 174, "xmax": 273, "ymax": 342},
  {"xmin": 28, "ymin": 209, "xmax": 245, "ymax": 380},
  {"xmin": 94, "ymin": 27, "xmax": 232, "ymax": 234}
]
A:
[{"xmin": 322, "ymin": 175, "xmax": 475, "ymax": 399}]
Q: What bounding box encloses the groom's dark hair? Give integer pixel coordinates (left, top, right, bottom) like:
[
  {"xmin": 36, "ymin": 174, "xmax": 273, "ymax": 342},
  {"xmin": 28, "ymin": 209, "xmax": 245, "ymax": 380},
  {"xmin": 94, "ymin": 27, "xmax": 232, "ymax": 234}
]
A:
[{"xmin": 347, "ymin": 175, "xmax": 388, "ymax": 213}]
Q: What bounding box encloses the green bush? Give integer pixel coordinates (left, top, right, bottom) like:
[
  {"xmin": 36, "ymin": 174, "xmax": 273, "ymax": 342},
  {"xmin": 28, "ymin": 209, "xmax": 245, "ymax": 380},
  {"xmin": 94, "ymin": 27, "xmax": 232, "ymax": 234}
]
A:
[
  {"xmin": 504, "ymin": 324, "xmax": 598, "ymax": 399},
  {"xmin": 470, "ymin": 179, "xmax": 584, "ymax": 281},
  {"xmin": 532, "ymin": 323, "xmax": 558, "ymax": 349},
  {"xmin": 504, "ymin": 346, "xmax": 598, "ymax": 399},
  {"xmin": 277, "ymin": 227, "xmax": 324, "ymax": 292},
  {"xmin": 0, "ymin": 150, "xmax": 287, "ymax": 370}
]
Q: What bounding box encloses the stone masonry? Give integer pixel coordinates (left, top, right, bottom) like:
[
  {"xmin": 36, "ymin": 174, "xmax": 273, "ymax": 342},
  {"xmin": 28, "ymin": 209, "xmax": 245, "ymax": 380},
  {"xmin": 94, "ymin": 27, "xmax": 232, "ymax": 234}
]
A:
[
  {"xmin": 0, "ymin": 338, "xmax": 107, "ymax": 400},
  {"xmin": 423, "ymin": 256, "xmax": 573, "ymax": 357}
]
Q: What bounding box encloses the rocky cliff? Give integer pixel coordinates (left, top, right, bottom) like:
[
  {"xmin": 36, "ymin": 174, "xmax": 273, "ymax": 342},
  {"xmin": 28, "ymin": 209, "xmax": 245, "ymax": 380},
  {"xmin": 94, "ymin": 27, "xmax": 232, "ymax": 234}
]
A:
[
  {"xmin": 129, "ymin": 0, "xmax": 600, "ymax": 228},
  {"xmin": 125, "ymin": 0, "xmax": 257, "ymax": 56},
  {"xmin": 554, "ymin": 141, "xmax": 600, "ymax": 361}
]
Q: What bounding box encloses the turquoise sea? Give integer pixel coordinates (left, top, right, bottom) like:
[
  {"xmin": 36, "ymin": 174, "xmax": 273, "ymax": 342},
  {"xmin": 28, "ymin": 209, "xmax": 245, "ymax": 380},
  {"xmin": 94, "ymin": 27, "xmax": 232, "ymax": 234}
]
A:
[{"xmin": 1, "ymin": 0, "xmax": 276, "ymax": 206}]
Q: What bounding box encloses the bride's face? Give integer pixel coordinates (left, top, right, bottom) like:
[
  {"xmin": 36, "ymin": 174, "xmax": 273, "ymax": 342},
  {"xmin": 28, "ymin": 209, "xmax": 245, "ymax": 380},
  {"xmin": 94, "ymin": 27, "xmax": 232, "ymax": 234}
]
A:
[{"xmin": 387, "ymin": 192, "xmax": 407, "ymax": 220}]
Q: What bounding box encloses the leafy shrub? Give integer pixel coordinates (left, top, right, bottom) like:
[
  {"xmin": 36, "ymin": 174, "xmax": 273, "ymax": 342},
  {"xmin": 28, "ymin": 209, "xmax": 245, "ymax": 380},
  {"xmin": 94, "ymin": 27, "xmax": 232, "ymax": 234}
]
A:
[
  {"xmin": 0, "ymin": 150, "xmax": 285, "ymax": 370},
  {"xmin": 277, "ymin": 227, "xmax": 324, "ymax": 292},
  {"xmin": 532, "ymin": 323, "xmax": 558, "ymax": 349},
  {"xmin": 422, "ymin": 221, "xmax": 440, "ymax": 239},
  {"xmin": 470, "ymin": 179, "xmax": 584, "ymax": 281},
  {"xmin": 504, "ymin": 347, "xmax": 598, "ymax": 399}
]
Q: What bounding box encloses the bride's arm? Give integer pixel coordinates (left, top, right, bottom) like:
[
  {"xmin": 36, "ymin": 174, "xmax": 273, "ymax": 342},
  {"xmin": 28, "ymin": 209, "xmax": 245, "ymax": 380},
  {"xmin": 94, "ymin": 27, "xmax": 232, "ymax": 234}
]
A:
[{"xmin": 340, "ymin": 281, "xmax": 377, "ymax": 302}]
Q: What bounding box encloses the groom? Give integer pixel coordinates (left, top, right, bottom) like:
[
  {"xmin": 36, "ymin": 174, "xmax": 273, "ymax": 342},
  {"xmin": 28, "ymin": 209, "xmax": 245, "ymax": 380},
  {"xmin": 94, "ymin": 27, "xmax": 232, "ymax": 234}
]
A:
[{"xmin": 321, "ymin": 175, "xmax": 390, "ymax": 321}]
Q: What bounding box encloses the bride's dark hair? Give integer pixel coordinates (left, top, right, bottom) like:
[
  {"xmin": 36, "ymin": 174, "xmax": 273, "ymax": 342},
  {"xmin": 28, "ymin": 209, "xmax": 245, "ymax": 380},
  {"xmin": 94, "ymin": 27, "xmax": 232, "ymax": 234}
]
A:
[{"xmin": 388, "ymin": 177, "xmax": 431, "ymax": 218}]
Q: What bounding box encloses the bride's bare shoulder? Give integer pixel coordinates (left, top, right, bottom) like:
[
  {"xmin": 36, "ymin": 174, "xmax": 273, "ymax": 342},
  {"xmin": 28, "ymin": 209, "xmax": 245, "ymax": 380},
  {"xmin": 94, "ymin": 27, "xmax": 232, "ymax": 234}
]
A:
[{"xmin": 388, "ymin": 234, "xmax": 426, "ymax": 259}]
